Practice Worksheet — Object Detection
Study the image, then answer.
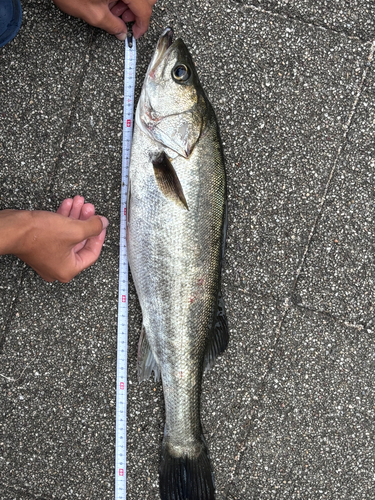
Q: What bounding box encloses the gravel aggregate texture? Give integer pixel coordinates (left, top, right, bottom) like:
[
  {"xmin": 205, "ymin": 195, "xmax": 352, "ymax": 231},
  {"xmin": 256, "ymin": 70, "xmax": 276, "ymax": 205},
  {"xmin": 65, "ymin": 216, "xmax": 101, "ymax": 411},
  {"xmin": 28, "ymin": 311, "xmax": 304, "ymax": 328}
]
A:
[
  {"xmin": 242, "ymin": 1, "xmax": 375, "ymax": 42},
  {"xmin": 231, "ymin": 307, "xmax": 375, "ymax": 500},
  {"xmin": 1, "ymin": 0, "xmax": 374, "ymax": 499},
  {"xmin": 297, "ymin": 62, "xmax": 375, "ymax": 327}
]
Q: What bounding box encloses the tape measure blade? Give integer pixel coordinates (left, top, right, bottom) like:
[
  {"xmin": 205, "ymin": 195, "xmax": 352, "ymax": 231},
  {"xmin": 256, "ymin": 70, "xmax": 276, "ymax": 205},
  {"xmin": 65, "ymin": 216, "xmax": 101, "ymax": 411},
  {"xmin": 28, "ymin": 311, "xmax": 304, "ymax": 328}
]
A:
[{"xmin": 115, "ymin": 35, "xmax": 136, "ymax": 500}]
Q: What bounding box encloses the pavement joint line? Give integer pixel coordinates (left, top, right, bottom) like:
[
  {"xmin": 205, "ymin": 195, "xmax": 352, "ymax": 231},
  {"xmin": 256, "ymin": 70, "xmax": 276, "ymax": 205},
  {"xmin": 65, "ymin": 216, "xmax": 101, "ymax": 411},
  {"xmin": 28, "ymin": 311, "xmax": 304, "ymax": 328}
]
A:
[
  {"xmin": 241, "ymin": 4, "xmax": 374, "ymax": 44},
  {"xmin": 0, "ymin": 264, "xmax": 26, "ymax": 355},
  {"xmin": 178, "ymin": 275, "xmax": 371, "ymax": 496},
  {"xmin": 224, "ymin": 303, "xmax": 290, "ymax": 499},
  {"xmin": 224, "ymin": 40, "xmax": 375, "ymax": 497},
  {"xmin": 226, "ymin": 289, "xmax": 371, "ymax": 333},
  {"xmin": 291, "ymin": 38, "xmax": 375, "ymax": 296},
  {"xmin": 46, "ymin": 28, "xmax": 98, "ymax": 207},
  {"xmin": 294, "ymin": 303, "xmax": 371, "ymax": 332}
]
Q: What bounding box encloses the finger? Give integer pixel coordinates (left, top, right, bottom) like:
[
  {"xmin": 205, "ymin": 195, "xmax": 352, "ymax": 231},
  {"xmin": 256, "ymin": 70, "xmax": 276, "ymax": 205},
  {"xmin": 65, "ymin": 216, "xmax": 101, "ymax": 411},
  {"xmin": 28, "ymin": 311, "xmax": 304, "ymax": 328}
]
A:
[
  {"xmin": 74, "ymin": 203, "xmax": 95, "ymax": 253},
  {"xmin": 56, "ymin": 198, "xmax": 73, "ymax": 217},
  {"xmin": 86, "ymin": 5, "xmax": 128, "ymax": 39},
  {"xmin": 80, "ymin": 203, "xmax": 95, "ymax": 221},
  {"xmin": 110, "ymin": 0, "xmax": 128, "ymax": 17},
  {"xmin": 132, "ymin": 18, "xmax": 150, "ymax": 40},
  {"xmin": 74, "ymin": 223, "xmax": 107, "ymax": 271},
  {"xmin": 73, "ymin": 215, "xmax": 109, "ymax": 243},
  {"xmin": 70, "ymin": 195, "xmax": 85, "ymax": 220},
  {"xmin": 121, "ymin": 10, "xmax": 135, "ymax": 23},
  {"xmin": 123, "ymin": 0, "xmax": 152, "ymax": 39},
  {"xmin": 72, "ymin": 203, "xmax": 92, "ymax": 252}
]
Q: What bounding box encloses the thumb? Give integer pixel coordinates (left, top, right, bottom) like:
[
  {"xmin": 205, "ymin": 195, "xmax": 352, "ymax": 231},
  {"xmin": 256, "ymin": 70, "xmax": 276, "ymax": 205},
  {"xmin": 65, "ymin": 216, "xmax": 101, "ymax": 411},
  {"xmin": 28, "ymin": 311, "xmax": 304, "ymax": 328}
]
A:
[
  {"xmin": 88, "ymin": 7, "xmax": 128, "ymax": 39},
  {"xmin": 77, "ymin": 215, "xmax": 109, "ymax": 241}
]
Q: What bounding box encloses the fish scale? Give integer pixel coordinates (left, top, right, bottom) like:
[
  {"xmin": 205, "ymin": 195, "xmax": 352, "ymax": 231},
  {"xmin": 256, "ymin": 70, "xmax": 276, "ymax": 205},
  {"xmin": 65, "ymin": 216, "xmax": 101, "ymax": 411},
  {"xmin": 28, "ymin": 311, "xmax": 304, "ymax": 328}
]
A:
[{"xmin": 127, "ymin": 28, "xmax": 228, "ymax": 500}]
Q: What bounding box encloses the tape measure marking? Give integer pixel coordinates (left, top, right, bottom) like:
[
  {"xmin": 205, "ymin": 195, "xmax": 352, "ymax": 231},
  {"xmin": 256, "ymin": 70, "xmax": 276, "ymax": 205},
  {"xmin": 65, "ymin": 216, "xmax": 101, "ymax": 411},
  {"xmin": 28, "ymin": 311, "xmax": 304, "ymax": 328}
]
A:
[{"xmin": 115, "ymin": 34, "xmax": 136, "ymax": 500}]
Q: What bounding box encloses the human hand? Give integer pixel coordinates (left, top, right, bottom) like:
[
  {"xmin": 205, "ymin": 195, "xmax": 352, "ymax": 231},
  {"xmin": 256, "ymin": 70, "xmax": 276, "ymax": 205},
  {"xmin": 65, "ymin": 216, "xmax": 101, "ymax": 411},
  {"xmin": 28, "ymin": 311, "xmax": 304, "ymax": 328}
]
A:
[
  {"xmin": 0, "ymin": 196, "xmax": 109, "ymax": 283},
  {"xmin": 52, "ymin": 0, "xmax": 157, "ymax": 40}
]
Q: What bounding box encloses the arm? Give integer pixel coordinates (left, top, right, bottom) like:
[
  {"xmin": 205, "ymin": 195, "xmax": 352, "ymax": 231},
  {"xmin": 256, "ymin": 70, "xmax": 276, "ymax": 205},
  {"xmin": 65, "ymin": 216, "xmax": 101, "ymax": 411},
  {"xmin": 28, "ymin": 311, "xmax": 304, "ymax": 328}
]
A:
[{"xmin": 0, "ymin": 209, "xmax": 29, "ymax": 256}]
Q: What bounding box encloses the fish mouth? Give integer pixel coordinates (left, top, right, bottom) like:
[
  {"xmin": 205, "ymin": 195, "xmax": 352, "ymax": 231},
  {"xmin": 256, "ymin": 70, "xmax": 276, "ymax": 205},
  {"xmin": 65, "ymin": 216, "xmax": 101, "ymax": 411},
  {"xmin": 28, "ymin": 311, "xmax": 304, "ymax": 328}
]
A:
[{"xmin": 148, "ymin": 27, "xmax": 174, "ymax": 77}]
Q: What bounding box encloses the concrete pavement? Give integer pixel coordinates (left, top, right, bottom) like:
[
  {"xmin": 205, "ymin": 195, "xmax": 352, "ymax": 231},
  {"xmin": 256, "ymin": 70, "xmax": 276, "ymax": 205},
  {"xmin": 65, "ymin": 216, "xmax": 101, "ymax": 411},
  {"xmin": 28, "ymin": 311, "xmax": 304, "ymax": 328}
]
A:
[{"xmin": 1, "ymin": 0, "xmax": 374, "ymax": 498}]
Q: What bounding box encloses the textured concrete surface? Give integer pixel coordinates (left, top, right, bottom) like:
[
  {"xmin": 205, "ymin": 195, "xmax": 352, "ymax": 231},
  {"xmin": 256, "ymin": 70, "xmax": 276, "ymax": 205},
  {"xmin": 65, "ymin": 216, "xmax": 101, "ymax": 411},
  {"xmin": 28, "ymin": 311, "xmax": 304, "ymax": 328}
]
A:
[{"xmin": 1, "ymin": 0, "xmax": 374, "ymax": 499}]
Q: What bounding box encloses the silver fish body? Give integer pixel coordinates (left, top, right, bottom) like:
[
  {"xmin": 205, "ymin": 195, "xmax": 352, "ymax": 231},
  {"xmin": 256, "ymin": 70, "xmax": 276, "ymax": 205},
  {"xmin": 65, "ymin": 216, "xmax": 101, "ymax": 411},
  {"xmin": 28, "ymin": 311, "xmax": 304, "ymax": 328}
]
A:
[{"xmin": 127, "ymin": 28, "xmax": 228, "ymax": 500}]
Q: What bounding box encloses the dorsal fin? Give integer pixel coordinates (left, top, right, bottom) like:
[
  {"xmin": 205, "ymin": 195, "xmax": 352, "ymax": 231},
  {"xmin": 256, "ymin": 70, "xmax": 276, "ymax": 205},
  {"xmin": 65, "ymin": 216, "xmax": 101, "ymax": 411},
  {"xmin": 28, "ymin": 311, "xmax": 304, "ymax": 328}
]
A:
[{"xmin": 152, "ymin": 152, "xmax": 189, "ymax": 210}]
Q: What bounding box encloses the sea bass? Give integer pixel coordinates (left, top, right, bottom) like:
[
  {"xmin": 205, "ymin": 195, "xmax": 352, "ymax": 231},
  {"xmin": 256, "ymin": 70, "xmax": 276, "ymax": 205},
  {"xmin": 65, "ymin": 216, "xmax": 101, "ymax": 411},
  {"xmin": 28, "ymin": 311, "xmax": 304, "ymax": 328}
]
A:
[{"xmin": 127, "ymin": 28, "xmax": 228, "ymax": 500}]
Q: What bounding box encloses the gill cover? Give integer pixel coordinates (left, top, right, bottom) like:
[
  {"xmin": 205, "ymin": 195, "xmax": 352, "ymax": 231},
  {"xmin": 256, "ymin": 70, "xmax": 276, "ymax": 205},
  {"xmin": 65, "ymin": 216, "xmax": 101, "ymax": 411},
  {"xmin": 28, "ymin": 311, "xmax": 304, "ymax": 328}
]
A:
[{"xmin": 137, "ymin": 28, "xmax": 206, "ymax": 158}]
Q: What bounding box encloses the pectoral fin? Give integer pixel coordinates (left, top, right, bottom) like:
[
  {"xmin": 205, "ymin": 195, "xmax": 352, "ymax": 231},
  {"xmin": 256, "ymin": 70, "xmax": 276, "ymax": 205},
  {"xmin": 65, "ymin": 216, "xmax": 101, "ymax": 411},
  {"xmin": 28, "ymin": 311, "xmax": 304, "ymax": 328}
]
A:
[{"xmin": 152, "ymin": 152, "xmax": 189, "ymax": 210}]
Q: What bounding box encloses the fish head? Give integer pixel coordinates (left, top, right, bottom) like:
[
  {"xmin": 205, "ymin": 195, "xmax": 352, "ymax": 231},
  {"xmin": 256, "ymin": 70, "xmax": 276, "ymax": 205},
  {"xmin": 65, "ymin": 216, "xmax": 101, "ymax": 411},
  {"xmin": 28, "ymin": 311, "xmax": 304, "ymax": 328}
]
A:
[{"xmin": 137, "ymin": 28, "xmax": 207, "ymax": 158}]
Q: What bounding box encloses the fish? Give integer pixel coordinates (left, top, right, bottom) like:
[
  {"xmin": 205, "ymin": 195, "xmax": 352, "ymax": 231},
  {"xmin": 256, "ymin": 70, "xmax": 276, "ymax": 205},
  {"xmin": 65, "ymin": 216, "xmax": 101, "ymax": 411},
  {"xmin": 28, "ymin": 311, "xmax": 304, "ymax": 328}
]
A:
[{"xmin": 127, "ymin": 27, "xmax": 228, "ymax": 500}]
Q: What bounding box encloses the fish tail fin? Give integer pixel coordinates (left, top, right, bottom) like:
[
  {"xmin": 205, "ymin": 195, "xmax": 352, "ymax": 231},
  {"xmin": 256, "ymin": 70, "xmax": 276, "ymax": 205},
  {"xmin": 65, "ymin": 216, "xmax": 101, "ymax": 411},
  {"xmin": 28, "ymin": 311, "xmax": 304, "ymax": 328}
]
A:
[{"xmin": 159, "ymin": 438, "xmax": 215, "ymax": 500}]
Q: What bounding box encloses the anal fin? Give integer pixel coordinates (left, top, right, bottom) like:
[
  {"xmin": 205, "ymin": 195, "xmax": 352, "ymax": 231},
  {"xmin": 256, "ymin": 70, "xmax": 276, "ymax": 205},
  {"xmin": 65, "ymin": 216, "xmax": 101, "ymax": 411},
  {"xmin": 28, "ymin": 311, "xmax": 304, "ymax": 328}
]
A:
[
  {"xmin": 203, "ymin": 291, "xmax": 229, "ymax": 372},
  {"xmin": 137, "ymin": 325, "xmax": 161, "ymax": 382}
]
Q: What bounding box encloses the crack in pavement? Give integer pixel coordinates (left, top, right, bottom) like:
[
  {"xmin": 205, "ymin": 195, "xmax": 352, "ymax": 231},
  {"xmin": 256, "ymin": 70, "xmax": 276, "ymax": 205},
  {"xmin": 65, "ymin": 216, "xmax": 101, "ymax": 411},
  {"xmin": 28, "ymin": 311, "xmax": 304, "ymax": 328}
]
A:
[
  {"xmin": 292, "ymin": 39, "xmax": 375, "ymax": 292},
  {"xmin": 47, "ymin": 28, "xmax": 99, "ymax": 209},
  {"xmin": 239, "ymin": 3, "xmax": 375, "ymax": 44},
  {"xmin": 295, "ymin": 303, "xmax": 372, "ymax": 332},
  {"xmin": 224, "ymin": 38, "xmax": 375, "ymax": 500}
]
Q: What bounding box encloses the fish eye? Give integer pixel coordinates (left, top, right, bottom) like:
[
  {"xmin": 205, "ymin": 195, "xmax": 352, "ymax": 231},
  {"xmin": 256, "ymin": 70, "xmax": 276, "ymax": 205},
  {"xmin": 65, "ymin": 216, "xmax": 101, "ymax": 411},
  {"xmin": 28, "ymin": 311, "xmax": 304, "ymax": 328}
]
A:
[{"xmin": 172, "ymin": 64, "xmax": 190, "ymax": 82}]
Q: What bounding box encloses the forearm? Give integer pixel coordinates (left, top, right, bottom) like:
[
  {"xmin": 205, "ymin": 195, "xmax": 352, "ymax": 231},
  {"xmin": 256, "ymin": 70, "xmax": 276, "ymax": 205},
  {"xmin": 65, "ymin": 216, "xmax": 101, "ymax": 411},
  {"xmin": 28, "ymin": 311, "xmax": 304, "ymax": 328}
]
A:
[{"xmin": 0, "ymin": 210, "xmax": 30, "ymax": 256}]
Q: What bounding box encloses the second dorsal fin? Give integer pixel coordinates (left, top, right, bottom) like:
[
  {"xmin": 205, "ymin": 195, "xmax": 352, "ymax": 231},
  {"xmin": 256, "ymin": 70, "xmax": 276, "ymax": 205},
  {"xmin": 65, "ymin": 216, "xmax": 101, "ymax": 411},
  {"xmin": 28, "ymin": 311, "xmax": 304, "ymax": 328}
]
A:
[{"xmin": 203, "ymin": 290, "xmax": 229, "ymax": 372}]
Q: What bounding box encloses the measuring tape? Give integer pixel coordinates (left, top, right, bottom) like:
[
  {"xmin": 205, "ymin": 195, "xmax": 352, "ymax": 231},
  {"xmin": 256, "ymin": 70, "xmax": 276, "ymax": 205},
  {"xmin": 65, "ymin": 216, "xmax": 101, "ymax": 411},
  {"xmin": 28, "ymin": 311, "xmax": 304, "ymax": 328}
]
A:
[{"xmin": 115, "ymin": 33, "xmax": 136, "ymax": 500}]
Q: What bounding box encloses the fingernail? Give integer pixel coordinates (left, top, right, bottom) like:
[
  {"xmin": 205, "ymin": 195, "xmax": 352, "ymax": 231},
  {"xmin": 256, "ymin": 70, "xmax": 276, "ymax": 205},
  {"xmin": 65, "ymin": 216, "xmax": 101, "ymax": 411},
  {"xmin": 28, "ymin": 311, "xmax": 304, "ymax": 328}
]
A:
[
  {"xmin": 100, "ymin": 216, "xmax": 109, "ymax": 229},
  {"xmin": 117, "ymin": 32, "xmax": 127, "ymax": 41}
]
